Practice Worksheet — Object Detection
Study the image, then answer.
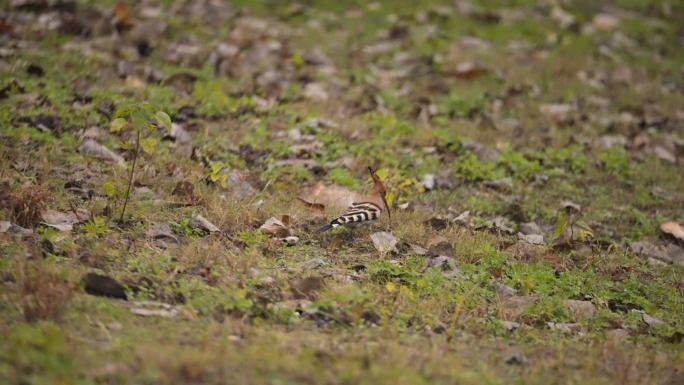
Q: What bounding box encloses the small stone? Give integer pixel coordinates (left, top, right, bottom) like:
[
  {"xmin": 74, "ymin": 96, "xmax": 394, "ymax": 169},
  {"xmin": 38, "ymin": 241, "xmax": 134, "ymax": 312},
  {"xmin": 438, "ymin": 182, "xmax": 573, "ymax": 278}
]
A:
[
  {"xmin": 483, "ymin": 177, "xmax": 513, "ymax": 190},
  {"xmin": 501, "ymin": 320, "xmax": 520, "ymax": 331},
  {"xmin": 505, "ymin": 353, "xmax": 530, "ymax": 365},
  {"xmin": 494, "ymin": 281, "xmax": 517, "ymax": 298},
  {"xmin": 599, "ymin": 134, "xmax": 627, "ymax": 149},
  {"xmin": 370, "ymin": 231, "xmax": 399, "ymax": 254},
  {"xmin": 563, "ymin": 300, "xmax": 596, "ymax": 322},
  {"xmin": 518, "ymin": 232, "xmax": 544, "ymax": 245},
  {"xmin": 411, "ymin": 244, "xmax": 428, "ymax": 255},
  {"xmin": 540, "ymin": 103, "xmax": 574, "ymax": 122},
  {"xmin": 642, "ymin": 313, "xmax": 665, "ymax": 327},
  {"xmin": 502, "ymin": 295, "xmax": 537, "ymax": 320},
  {"xmin": 432, "ymin": 322, "xmax": 447, "ymax": 334},
  {"xmin": 606, "ymin": 328, "xmax": 629, "ymax": 341},
  {"xmin": 421, "ymin": 174, "xmax": 436, "ymax": 190},
  {"xmin": 281, "ymin": 236, "xmax": 299, "ymax": 245},
  {"xmin": 519, "ymin": 222, "xmax": 542, "ymax": 235},
  {"xmin": 426, "ymin": 238, "xmax": 453, "ymax": 258},
  {"xmin": 463, "ymin": 141, "xmax": 499, "ymax": 162},
  {"xmin": 300, "ymin": 258, "xmax": 326, "ymax": 269},
  {"xmin": 547, "ymin": 322, "xmax": 581, "ymax": 333},
  {"xmin": 551, "ymin": 7, "xmax": 575, "ymax": 29},
  {"xmin": 592, "ymin": 13, "xmax": 619, "ymax": 31},
  {"xmin": 129, "ymin": 301, "xmax": 179, "ymax": 318},
  {"xmin": 303, "ymin": 82, "xmax": 329, "ymax": 102}
]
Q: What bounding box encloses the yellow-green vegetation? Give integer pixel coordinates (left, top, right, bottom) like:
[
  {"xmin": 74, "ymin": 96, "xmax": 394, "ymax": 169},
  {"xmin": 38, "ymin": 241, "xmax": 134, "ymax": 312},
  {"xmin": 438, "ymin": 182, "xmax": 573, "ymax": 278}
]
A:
[{"xmin": 1, "ymin": 0, "xmax": 684, "ymax": 384}]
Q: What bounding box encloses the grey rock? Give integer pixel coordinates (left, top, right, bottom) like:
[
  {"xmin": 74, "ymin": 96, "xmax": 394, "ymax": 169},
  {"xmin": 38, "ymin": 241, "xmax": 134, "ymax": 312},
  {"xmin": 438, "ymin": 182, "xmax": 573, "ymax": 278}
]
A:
[
  {"xmin": 463, "ymin": 141, "xmax": 500, "ymax": 162},
  {"xmin": 300, "ymin": 258, "xmax": 326, "ymax": 269},
  {"xmin": 501, "ymin": 320, "xmax": 520, "ymax": 331},
  {"xmin": 547, "ymin": 322, "xmax": 581, "ymax": 333},
  {"xmin": 370, "ymin": 231, "xmax": 399, "ymax": 254},
  {"xmin": 518, "ymin": 232, "xmax": 545, "ymax": 245},
  {"xmin": 563, "ymin": 300, "xmax": 596, "ymax": 322},
  {"xmin": 505, "ymin": 353, "xmax": 530, "ymax": 365},
  {"xmin": 519, "ymin": 222, "xmax": 543, "ymax": 235},
  {"xmin": 494, "ymin": 281, "xmax": 517, "ymax": 298}
]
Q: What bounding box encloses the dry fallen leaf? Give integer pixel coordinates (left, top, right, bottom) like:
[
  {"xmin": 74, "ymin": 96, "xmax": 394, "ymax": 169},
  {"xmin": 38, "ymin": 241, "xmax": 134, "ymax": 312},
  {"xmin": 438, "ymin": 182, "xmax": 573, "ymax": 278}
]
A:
[
  {"xmin": 78, "ymin": 139, "xmax": 126, "ymax": 167},
  {"xmin": 660, "ymin": 221, "xmax": 684, "ymax": 242},
  {"xmin": 189, "ymin": 214, "xmax": 220, "ymax": 233},
  {"xmin": 41, "ymin": 208, "xmax": 89, "ymax": 232},
  {"xmin": 259, "ymin": 216, "xmax": 291, "ymax": 238},
  {"xmin": 146, "ymin": 222, "xmax": 180, "ymax": 248}
]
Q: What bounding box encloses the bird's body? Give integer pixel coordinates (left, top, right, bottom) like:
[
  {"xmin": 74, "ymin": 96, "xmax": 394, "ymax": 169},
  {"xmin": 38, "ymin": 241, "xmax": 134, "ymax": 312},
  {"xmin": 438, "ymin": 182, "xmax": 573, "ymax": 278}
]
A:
[{"xmin": 316, "ymin": 167, "xmax": 390, "ymax": 232}]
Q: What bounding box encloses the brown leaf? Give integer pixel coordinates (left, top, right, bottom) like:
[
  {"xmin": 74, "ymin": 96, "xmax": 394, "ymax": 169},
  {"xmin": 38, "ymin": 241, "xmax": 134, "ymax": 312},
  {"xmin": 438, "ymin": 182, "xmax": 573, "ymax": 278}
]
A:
[
  {"xmin": 189, "ymin": 214, "xmax": 220, "ymax": 233},
  {"xmin": 146, "ymin": 223, "xmax": 180, "ymax": 248},
  {"xmin": 259, "ymin": 217, "xmax": 291, "ymax": 238},
  {"xmin": 78, "ymin": 139, "xmax": 126, "ymax": 167},
  {"xmin": 41, "ymin": 208, "xmax": 89, "ymax": 232},
  {"xmin": 660, "ymin": 221, "xmax": 684, "ymax": 242}
]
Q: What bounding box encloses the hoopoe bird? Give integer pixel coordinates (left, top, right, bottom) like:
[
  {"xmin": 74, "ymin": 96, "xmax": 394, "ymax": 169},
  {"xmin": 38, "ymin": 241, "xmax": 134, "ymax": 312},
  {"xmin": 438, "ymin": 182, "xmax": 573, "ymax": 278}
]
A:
[{"xmin": 316, "ymin": 167, "xmax": 391, "ymax": 232}]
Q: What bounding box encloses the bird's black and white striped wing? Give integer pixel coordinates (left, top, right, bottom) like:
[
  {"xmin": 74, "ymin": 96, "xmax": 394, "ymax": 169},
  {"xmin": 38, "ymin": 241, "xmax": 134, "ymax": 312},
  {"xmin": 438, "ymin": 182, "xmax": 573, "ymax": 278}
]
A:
[{"xmin": 317, "ymin": 202, "xmax": 382, "ymax": 232}]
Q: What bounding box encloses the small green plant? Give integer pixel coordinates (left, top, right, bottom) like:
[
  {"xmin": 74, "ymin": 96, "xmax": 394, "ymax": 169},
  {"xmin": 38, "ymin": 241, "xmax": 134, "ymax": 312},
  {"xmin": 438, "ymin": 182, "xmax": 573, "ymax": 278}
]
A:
[
  {"xmin": 454, "ymin": 153, "xmax": 505, "ymax": 181},
  {"xmin": 327, "ymin": 168, "xmax": 356, "ymax": 188},
  {"xmin": 110, "ymin": 104, "xmax": 171, "ymax": 222},
  {"xmin": 81, "ymin": 216, "xmax": 109, "ymax": 239},
  {"xmin": 440, "ymin": 91, "xmax": 487, "ymax": 118},
  {"xmin": 599, "ymin": 147, "xmax": 630, "ymax": 178},
  {"xmin": 172, "ymin": 218, "xmax": 207, "ymax": 238},
  {"xmin": 497, "ymin": 151, "xmax": 542, "ymax": 181}
]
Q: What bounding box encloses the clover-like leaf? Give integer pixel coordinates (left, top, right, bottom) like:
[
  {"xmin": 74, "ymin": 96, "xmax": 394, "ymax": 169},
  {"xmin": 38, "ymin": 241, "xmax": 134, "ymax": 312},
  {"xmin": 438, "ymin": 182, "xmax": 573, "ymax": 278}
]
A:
[
  {"xmin": 131, "ymin": 110, "xmax": 147, "ymax": 131},
  {"xmin": 140, "ymin": 137, "xmax": 159, "ymax": 154},
  {"xmin": 103, "ymin": 181, "xmax": 117, "ymax": 197},
  {"xmin": 154, "ymin": 111, "xmax": 172, "ymax": 132},
  {"xmin": 110, "ymin": 118, "xmax": 127, "ymax": 133}
]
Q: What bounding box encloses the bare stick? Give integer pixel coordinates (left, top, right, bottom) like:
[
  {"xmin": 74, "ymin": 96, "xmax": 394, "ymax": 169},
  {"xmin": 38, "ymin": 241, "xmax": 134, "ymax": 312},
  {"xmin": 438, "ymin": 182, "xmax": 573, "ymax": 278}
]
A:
[{"xmin": 119, "ymin": 130, "xmax": 141, "ymax": 223}]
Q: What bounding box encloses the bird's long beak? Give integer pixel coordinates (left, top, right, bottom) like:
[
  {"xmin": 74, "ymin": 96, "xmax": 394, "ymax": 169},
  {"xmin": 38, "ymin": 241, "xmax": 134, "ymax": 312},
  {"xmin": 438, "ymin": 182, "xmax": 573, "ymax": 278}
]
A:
[{"xmin": 381, "ymin": 194, "xmax": 391, "ymax": 222}]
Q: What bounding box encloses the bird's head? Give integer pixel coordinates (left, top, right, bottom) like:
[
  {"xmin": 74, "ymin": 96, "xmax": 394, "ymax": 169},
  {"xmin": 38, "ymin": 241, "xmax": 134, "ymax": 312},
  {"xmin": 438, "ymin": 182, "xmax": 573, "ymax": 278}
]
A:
[{"xmin": 368, "ymin": 167, "xmax": 391, "ymax": 220}]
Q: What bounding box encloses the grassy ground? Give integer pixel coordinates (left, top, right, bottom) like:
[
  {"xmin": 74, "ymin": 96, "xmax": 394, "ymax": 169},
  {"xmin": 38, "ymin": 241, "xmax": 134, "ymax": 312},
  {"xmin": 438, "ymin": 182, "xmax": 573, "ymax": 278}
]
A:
[{"xmin": 1, "ymin": 0, "xmax": 684, "ymax": 384}]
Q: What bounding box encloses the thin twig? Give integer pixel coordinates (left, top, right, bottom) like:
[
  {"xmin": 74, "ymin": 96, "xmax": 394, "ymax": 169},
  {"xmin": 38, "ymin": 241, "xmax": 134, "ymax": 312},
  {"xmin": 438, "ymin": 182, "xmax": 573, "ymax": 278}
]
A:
[{"xmin": 119, "ymin": 130, "xmax": 141, "ymax": 223}]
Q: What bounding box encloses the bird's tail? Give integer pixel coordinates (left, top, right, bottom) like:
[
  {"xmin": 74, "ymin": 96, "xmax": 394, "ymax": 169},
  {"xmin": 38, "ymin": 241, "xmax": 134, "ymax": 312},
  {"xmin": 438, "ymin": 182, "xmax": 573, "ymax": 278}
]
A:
[{"xmin": 316, "ymin": 223, "xmax": 333, "ymax": 233}]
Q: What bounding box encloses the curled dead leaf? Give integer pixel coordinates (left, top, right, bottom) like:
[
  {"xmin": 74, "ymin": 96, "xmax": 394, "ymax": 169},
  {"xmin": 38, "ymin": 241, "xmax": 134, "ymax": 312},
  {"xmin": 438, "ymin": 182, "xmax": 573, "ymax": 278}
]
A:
[
  {"xmin": 189, "ymin": 214, "xmax": 220, "ymax": 233},
  {"xmin": 41, "ymin": 208, "xmax": 89, "ymax": 232},
  {"xmin": 259, "ymin": 216, "xmax": 291, "ymax": 238},
  {"xmin": 660, "ymin": 221, "xmax": 684, "ymax": 242},
  {"xmin": 78, "ymin": 139, "xmax": 126, "ymax": 167}
]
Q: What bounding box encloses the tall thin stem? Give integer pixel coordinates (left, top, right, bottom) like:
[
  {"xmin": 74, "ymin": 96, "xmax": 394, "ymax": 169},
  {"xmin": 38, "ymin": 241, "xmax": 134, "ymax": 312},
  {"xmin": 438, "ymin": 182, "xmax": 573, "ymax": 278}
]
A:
[{"xmin": 119, "ymin": 129, "xmax": 141, "ymax": 223}]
